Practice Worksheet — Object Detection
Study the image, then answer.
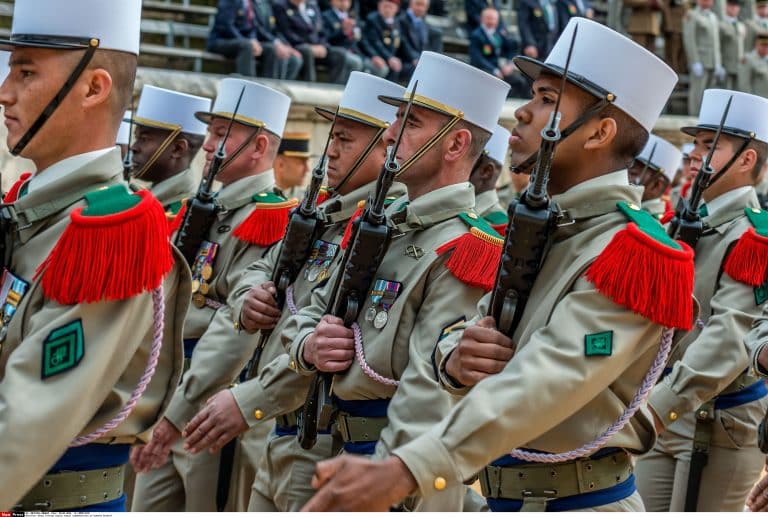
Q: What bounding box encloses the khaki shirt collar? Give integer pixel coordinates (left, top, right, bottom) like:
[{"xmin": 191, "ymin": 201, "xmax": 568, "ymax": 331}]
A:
[
  {"xmin": 704, "ymin": 186, "xmax": 758, "ymax": 232},
  {"xmin": 391, "ymin": 182, "xmax": 476, "ymax": 232},
  {"xmin": 552, "ymin": 169, "xmax": 641, "ymax": 220},
  {"xmin": 322, "ymin": 182, "xmax": 375, "ymax": 224},
  {"xmin": 217, "ymin": 169, "xmax": 275, "ymax": 211},
  {"xmin": 25, "ymin": 147, "xmax": 115, "ymax": 194},
  {"xmin": 150, "ymin": 168, "xmax": 197, "ymax": 208},
  {"xmin": 474, "ymin": 189, "xmax": 501, "ymax": 216}
]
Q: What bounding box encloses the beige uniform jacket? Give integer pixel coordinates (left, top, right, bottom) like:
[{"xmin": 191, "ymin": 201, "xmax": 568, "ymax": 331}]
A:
[
  {"xmin": 626, "ymin": 0, "xmax": 663, "ymax": 34},
  {"xmin": 738, "ymin": 50, "xmax": 768, "ymax": 98},
  {"xmin": 720, "ymin": 18, "xmax": 747, "ymax": 75},
  {"xmin": 390, "ymin": 177, "xmax": 674, "ymax": 500},
  {"xmin": 648, "ymin": 188, "xmax": 766, "ymax": 431},
  {"xmin": 643, "ymin": 197, "xmax": 667, "ymax": 218},
  {"xmin": 285, "ymin": 182, "xmax": 487, "ymax": 509},
  {"xmin": 684, "ymin": 8, "xmax": 722, "ymax": 68},
  {"xmin": 228, "ymin": 182, "xmax": 394, "ymax": 424},
  {"xmin": 163, "ymin": 171, "xmax": 279, "ymax": 429},
  {"xmin": 0, "ymin": 148, "xmax": 189, "ymax": 508},
  {"xmin": 474, "ymin": 189, "xmax": 507, "ymax": 219},
  {"xmin": 150, "ymin": 168, "xmax": 197, "ymax": 214},
  {"xmin": 745, "ymin": 306, "xmax": 768, "ymax": 378}
]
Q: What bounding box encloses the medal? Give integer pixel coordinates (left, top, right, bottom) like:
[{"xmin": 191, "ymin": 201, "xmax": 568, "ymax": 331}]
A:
[
  {"xmin": 373, "ymin": 310, "xmax": 388, "ymax": 329},
  {"xmin": 192, "ymin": 293, "xmax": 206, "ymax": 308},
  {"xmin": 191, "ymin": 279, "xmax": 201, "ymax": 293},
  {"xmin": 304, "ymin": 240, "xmax": 339, "ymax": 282},
  {"xmin": 366, "ymin": 306, "xmax": 377, "ymax": 322},
  {"xmin": 201, "ymin": 264, "xmax": 213, "ymax": 281},
  {"xmin": 317, "ymin": 269, "xmax": 329, "ymax": 283},
  {"xmin": 307, "ymin": 267, "xmax": 320, "ymax": 282},
  {"xmin": 199, "ymin": 282, "xmax": 210, "ymax": 295}
]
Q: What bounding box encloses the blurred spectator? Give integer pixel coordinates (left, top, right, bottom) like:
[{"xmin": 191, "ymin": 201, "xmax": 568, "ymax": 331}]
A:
[
  {"xmin": 720, "ymin": 0, "xmax": 746, "ymax": 89},
  {"xmin": 738, "ymin": 31, "xmax": 768, "ymax": 96},
  {"xmin": 518, "ymin": 0, "xmax": 559, "ymax": 59},
  {"xmin": 556, "ymin": 0, "xmax": 593, "ymax": 33},
  {"xmin": 684, "ymin": 0, "xmax": 723, "ymax": 114},
  {"xmin": 360, "ymin": 0, "xmax": 413, "ymax": 80},
  {"xmin": 208, "ymin": 0, "xmax": 303, "ymax": 79},
  {"xmin": 624, "ymin": 0, "xmax": 662, "ymax": 53},
  {"xmin": 661, "ymin": 0, "xmax": 689, "ymax": 73},
  {"xmin": 745, "ymin": 0, "xmax": 768, "ymax": 47},
  {"xmin": 273, "ymin": 0, "xmax": 361, "ymax": 82},
  {"xmin": 470, "ymin": 7, "xmax": 530, "ymax": 97},
  {"xmin": 466, "ymin": 0, "xmax": 502, "ymax": 32},
  {"xmin": 323, "ymin": 0, "xmax": 381, "ymax": 74},
  {"xmin": 398, "ymin": 0, "xmax": 443, "ymax": 78}
]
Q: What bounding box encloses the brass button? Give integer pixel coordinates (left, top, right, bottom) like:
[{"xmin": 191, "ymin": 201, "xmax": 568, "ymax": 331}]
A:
[
  {"xmin": 628, "ymin": 203, "xmax": 640, "ymax": 211},
  {"xmin": 467, "ymin": 212, "xmax": 478, "ymax": 220},
  {"xmin": 254, "ymin": 409, "xmax": 264, "ymax": 420},
  {"xmin": 669, "ymin": 411, "xmax": 678, "ymax": 421},
  {"xmin": 433, "ymin": 477, "xmax": 447, "ymax": 491},
  {"xmin": 698, "ymin": 410, "xmax": 709, "ymax": 419},
  {"xmin": 753, "ymin": 208, "xmax": 762, "ymax": 214},
  {"xmin": 290, "ymin": 360, "xmax": 297, "ymax": 369}
]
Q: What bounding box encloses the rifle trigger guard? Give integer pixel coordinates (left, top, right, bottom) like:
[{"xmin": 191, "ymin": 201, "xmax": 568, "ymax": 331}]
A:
[
  {"xmin": 499, "ymin": 290, "xmax": 518, "ymax": 337},
  {"xmin": 344, "ymin": 297, "xmax": 359, "ymax": 328}
]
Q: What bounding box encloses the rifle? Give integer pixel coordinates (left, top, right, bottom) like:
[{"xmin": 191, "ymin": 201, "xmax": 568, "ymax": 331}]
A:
[
  {"xmin": 297, "ymin": 84, "xmax": 418, "ymax": 450},
  {"xmin": 122, "ymin": 108, "xmax": 135, "ymax": 181},
  {"xmin": 173, "ymin": 87, "xmax": 246, "ymax": 267},
  {"xmin": 668, "ymin": 95, "xmax": 733, "ymax": 249},
  {"xmin": 487, "ymin": 26, "xmax": 578, "ymax": 337},
  {"xmin": 241, "ymin": 109, "xmax": 338, "ymax": 380}
]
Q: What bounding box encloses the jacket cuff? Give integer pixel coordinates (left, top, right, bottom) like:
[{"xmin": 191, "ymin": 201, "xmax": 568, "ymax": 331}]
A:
[
  {"xmin": 163, "ymin": 392, "xmax": 198, "ymax": 431},
  {"xmin": 289, "ymin": 331, "xmax": 318, "ymax": 376},
  {"xmin": 392, "ymin": 434, "xmax": 462, "ymax": 501},
  {"xmin": 231, "ymin": 380, "xmax": 280, "ymax": 427},
  {"xmin": 752, "ymin": 343, "xmax": 768, "ymax": 378},
  {"xmin": 647, "ymin": 381, "xmax": 693, "ymax": 429}
]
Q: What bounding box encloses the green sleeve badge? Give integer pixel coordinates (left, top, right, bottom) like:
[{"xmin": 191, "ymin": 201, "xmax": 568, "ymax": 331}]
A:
[
  {"xmin": 42, "ymin": 320, "xmax": 84, "ymax": 379},
  {"xmin": 585, "ymin": 331, "xmax": 613, "ymax": 357},
  {"xmin": 755, "ymin": 281, "xmax": 768, "ymax": 305}
]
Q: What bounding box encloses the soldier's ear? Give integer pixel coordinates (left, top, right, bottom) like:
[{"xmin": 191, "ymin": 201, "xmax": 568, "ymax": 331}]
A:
[
  {"xmin": 82, "ymin": 67, "xmax": 113, "ymax": 111},
  {"xmin": 582, "ymin": 116, "xmax": 617, "ymax": 153},
  {"xmin": 443, "ymin": 127, "xmax": 472, "ymax": 163}
]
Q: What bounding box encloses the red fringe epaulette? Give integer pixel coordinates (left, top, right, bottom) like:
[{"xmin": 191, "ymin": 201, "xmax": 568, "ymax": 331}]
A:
[
  {"xmin": 233, "ymin": 192, "xmax": 298, "ymax": 246},
  {"xmin": 436, "ymin": 213, "xmax": 503, "ymax": 292},
  {"xmin": 3, "ymin": 172, "xmax": 32, "ymax": 203},
  {"xmin": 36, "ymin": 187, "xmax": 174, "ymax": 304},
  {"xmin": 340, "ymin": 200, "xmax": 366, "ymax": 250},
  {"xmin": 585, "ymin": 202, "xmax": 695, "ymax": 330},
  {"xmin": 723, "ymin": 208, "xmax": 768, "ymax": 286},
  {"xmin": 316, "ymin": 188, "xmax": 331, "ymax": 206},
  {"xmin": 168, "ymin": 201, "xmax": 187, "ymax": 236}
]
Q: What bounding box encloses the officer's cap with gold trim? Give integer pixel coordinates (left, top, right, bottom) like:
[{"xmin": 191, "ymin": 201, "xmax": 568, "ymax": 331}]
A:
[
  {"xmin": 380, "ymin": 52, "xmax": 510, "ymax": 133},
  {"xmin": 0, "ymin": 0, "xmax": 141, "ymax": 54},
  {"xmin": 279, "ymin": 132, "xmax": 312, "ymax": 157},
  {"xmin": 117, "ymin": 110, "xmax": 132, "ymax": 146},
  {"xmin": 635, "ymin": 134, "xmax": 681, "ymax": 182},
  {"xmin": 484, "ymin": 124, "xmax": 511, "ymax": 165},
  {"xmin": 681, "ymin": 89, "xmax": 768, "ymax": 143},
  {"xmin": 133, "ymin": 85, "xmax": 210, "ymax": 136},
  {"xmin": 316, "ymin": 72, "xmax": 405, "ymax": 128},
  {"xmin": 514, "ymin": 18, "xmax": 676, "ymax": 132},
  {"xmin": 196, "ymin": 78, "xmax": 291, "ymax": 136}
]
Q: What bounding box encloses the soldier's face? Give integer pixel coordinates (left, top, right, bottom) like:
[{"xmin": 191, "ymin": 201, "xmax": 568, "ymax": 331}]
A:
[
  {"xmin": 725, "ymin": 3, "xmax": 740, "ymax": 17},
  {"xmin": 411, "ymin": 0, "xmax": 429, "ymax": 17},
  {"xmin": 202, "ymin": 117, "xmax": 264, "ymax": 185},
  {"xmin": 131, "ymin": 125, "xmax": 176, "ymax": 182},
  {"xmin": 757, "ymin": 40, "xmax": 768, "ymax": 57},
  {"xmin": 697, "ymin": 0, "xmax": 714, "ymax": 10},
  {"xmin": 481, "ymin": 8, "xmax": 499, "ymax": 29},
  {"xmin": 0, "ymin": 47, "xmax": 87, "ymax": 166},
  {"xmin": 326, "ymin": 117, "xmax": 382, "ymax": 193},
  {"xmin": 275, "ymin": 154, "xmax": 310, "ymax": 188},
  {"xmin": 690, "ymin": 130, "xmax": 753, "ymax": 199},
  {"xmin": 378, "ymin": 0, "xmax": 398, "ymax": 19},
  {"xmin": 383, "ymin": 103, "xmax": 447, "ymax": 185},
  {"xmin": 331, "ymin": 0, "xmax": 352, "ymax": 11}
]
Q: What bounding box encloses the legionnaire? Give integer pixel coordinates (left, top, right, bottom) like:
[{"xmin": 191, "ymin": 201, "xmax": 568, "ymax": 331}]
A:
[
  {"xmin": 719, "ymin": 0, "xmax": 747, "ymax": 89},
  {"xmin": 684, "ymin": 0, "xmax": 725, "ymax": 115},
  {"xmin": 738, "ymin": 32, "xmax": 768, "ymax": 96},
  {"xmin": 470, "ymin": 124, "xmax": 511, "ymax": 232},
  {"xmin": 628, "ymin": 134, "xmax": 682, "ymax": 217},
  {"xmin": 634, "ymin": 89, "xmax": 768, "ymax": 512},
  {"xmin": 662, "ymin": 0, "xmax": 690, "ymax": 73},
  {"xmin": 181, "ymin": 71, "xmax": 407, "ymax": 511},
  {"xmin": 625, "ymin": 0, "xmax": 662, "ymax": 52},
  {"xmin": 275, "ymin": 131, "xmax": 312, "ymax": 199},
  {"xmin": 0, "ymin": 0, "xmax": 190, "ymax": 511},
  {"xmin": 744, "ymin": 0, "xmax": 768, "ymax": 47},
  {"xmin": 129, "ymin": 85, "xmax": 210, "ymax": 217},
  {"xmin": 301, "ymin": 19, "xmax": 694, "ymax": 512},
  {"xmin": 130, "ymin": 78, "xmax": 295, "ymax": 512}
]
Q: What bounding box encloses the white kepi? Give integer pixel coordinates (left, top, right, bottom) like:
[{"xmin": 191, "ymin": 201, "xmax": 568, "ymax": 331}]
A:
[
  {"xmin": 636, "ymin": 135, "xmax": 683, "ymax": 183},
  {"xmin": 682, "ymin": 89, "xmax": 768, "ymax": 144},
  {"xmin": 485, "ymin": 125, "xmax": 512, "ymax": 166},
  {"xmin": 134, "ymin": 85, "xmax": 211, "ymax": 136},
  {"xmin": 196, "ymin": 78, "xmax": 291, "ymax": 137},
  {"xmin": 117, "ymin": 110, "xmax": 133, "ymax": 146},
  {"xmin": 316, "ymin": 72, "xmax": 405, "ymax": 128},
  {"xmin": 513, "ymin": 18, "xmax": 677, "ymax": 132}
]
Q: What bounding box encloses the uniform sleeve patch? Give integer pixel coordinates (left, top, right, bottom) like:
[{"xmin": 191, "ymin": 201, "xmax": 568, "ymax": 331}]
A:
[
  {"xmin": 755, "ymin": 281, "xmax": 768, "ymax": 305},
  {"xmin": 585, "ymin": 331, "xmax": 613, "ymax": 357},
  {"xmin": 439, "ymin": 316, "xmax": 467, "ymax": 342},
  {"xmin": 42, "ymin": 319, "xmax": 84, "ymax": 379}
]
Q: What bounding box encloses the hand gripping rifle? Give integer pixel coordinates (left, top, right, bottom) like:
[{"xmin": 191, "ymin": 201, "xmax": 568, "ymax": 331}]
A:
[
  {"xmin": 173, "ymin": 87, "xmax": 246, "ymax": 267},
  {"xmin": 241, "ymin": 109, "xmax": 338, "ymax": 380},
  {"xmin": 487, "ymin": 26, "xmax": 577, "ymax": 337},
  {"xmin": 668, "ymin": 95, "xmax": 732, "ymax": 250},
  {"xmin": 297, "ymin": 84, "xmax": 418, "ymax": 450}
]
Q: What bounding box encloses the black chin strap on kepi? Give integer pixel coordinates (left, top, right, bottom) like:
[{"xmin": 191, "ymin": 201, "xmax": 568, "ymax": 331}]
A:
[
  {"xmin": 510, "ymin": 94, "xmax": 614, "ymax": 174},
  {"xmin": 708, "ymin": 132, "xmax": 754, "ymax": 188},
  {"xmin": 11, "ymin": 38, "xmax": 100, "ymax": 156}
]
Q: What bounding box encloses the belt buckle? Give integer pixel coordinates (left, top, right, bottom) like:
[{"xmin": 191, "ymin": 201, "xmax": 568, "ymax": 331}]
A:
[
  {"xmin": 521, "ymin": 490, "xmax": 558, "ymax": 512},
  {"xmin": 337, "ymin": 413, "xmax": 351, "ymax": 442}
]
